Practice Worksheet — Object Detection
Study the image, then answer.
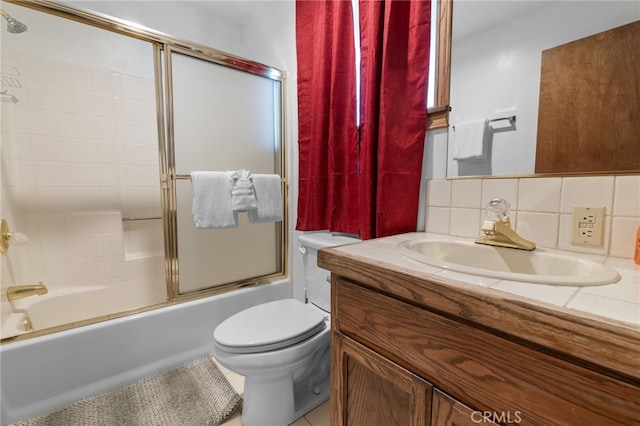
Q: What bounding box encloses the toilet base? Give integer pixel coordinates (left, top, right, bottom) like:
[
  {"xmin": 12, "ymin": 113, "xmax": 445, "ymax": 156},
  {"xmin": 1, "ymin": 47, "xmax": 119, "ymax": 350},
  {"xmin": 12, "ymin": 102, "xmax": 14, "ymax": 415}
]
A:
[{"xmin": 242, "ymin": 374, "xmax": 329, "ymax": 426}]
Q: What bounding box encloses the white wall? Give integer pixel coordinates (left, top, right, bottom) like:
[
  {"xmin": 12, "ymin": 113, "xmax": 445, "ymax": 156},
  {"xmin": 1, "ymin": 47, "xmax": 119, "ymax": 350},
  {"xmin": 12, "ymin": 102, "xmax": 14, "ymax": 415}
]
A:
[{"xmin": 66, "ymin": 1, "xmax": 244, "ymax": 53}]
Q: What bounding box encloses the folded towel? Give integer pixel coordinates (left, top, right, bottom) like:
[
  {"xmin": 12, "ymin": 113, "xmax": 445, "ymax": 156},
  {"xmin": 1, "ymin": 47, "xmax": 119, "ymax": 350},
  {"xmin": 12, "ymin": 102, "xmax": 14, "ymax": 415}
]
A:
[
  {"xmin": 229, "ymin": 169, "xmax": 258, "ymax": 211},
  {"xmin": 248, "ymin": 174, "xmax": 283, "ymax": 224},
  {"xmin": 191, "ymin": 171, "xmax": 237, "ymax": 229},
  {"xmin": 452, "ymin": 119, "xmax": 488, "ymax": 161}
]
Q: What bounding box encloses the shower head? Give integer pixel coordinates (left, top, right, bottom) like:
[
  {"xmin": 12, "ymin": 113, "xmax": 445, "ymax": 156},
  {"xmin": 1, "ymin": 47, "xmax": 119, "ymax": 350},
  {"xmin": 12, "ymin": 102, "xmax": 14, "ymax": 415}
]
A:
[{"xmin": 0, "ymin": 9, "xmax": 27, "ymax": 34}]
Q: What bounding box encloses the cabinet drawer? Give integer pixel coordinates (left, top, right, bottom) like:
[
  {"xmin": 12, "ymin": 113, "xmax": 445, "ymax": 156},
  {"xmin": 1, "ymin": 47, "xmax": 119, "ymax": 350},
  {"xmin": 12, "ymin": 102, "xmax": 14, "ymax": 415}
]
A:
[{"xmin": 334, "ymin": 277, "xmax": 640, "ymax": 425}]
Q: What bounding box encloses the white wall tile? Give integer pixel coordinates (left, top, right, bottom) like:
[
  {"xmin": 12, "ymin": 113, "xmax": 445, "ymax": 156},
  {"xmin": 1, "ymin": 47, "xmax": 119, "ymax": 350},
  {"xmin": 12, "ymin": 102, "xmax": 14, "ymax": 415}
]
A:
[
  {"xmin": 67, "ymin": 139, "xmax": 100, "ymax": 163},
  {"xmin": 613, "ymin": 175, "xmax": 640, "ymax": 217},
  {"xmin": 516, "ymin": 211, "xmax": 558, "ymax": 249},
  {"xmin": 35, "ymin": 162, "xmax": 69, "ymax": 187},
  {"xmin": 425, "ymin": 206, "xmax": 450, "ymax": 234},
  {"xmin": 27, "ymin": 82, "xmax": 62, "ymax": 111},
  {"xmin": 69, "ymin": 187, "xmax": 102, "ymax": 210},
  {"xmin": 114, "ymin": 73, "xmax": 148, "ymax": 100},
  {"xmin": 68, "ymin": 164, "xmax": 102, "ymax": 187},
  {"xmin": 560, "ymin": 176, "xmax": 614, "ymax": 214},
  {"xmin": 103, "ymin": 233, "xmax": 124, "ymax": 256},
  {"xmin": 94, "ymin": 94, "xmax": 114, "ymax": 117},
  {"xmin": 451, "ymin": 179, "xmax": 482, "ymax": 208},
  {"xmin": 15, "ymin": 108, "xmax": 66, "ymax": 137},
  {"xmin": 116, "ymin": 98, "xmax": 155, "ymax": 123},
  {"xmin": 15, "ymin": 134, "xmax": 33, "ymax": 161},
  {"xmin": 76, "ymin": 257, "xmax": 105, "ymax": 282},
  {"xmin": 64, "ymin": 115, "xmax": 114, "ymax": 139},
  {"xmin": 92, "ymin": 69, "xmax": 111, "ymax": 95},
  {"xmin": 60, "ymin": 63, "xmax": 93, "ymax": 90},
  {"xmin": 124, "ymin": 143, "xmax": 153, "ymax": 166},
  {"xmin": 74, "ymin": 234, "xmax": 104, "ymax": 258},
  {"xmin": 449, "ymin": 207, "xmax": 481, "ymax": 238},
  {"xmin": 115, "ymin": 120, "xmax": 155, "ymax": 144},
  {"xmin": 35, "ymin": 187, "xmax": 71, "ymax": 212},
  {"xmin": 23, "ymin": 55, "xmax": 60, "ymax": 85},
  {"xmin": 63, "ymin": 89, "xmax": 95, "ymax": 115},
  {"xmin": 425, "ymin": 174, "xmax": 638, "ymax": 261},
  {"xmin": 96, "ymin": 142, "xmax": 117, "ymax": 164},
  {"xmin": 426, "ymin": 179, "xmax": 451, "ymax": 207},
  {"xmin": 32, "ymin": 135, "xmax": 68, "ymax": 162},
  {"xmin": 518, "ymin": 177, "xmax": 561, "ymax": 212},
  {"xmin": 610, "ymin": 217, "xmax": 640, "ymax": 259},
  {"xmin": 481, "ymin": 178, "xmax": 519, "ymax": 211}
]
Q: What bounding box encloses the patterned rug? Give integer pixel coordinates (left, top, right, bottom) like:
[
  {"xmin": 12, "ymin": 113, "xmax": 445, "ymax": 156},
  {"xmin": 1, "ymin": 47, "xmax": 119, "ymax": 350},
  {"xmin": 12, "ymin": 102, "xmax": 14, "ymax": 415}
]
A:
[{"xmin": 11, "ymin": 356, "xmax": 242, "ymax": 426}]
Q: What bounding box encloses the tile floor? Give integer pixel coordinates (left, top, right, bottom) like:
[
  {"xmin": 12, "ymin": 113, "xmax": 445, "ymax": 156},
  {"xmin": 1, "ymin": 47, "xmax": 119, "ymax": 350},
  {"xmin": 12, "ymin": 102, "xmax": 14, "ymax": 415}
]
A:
[{"xmin": 214, "ymin": 358, "xmax": 331, "ymax": 426}]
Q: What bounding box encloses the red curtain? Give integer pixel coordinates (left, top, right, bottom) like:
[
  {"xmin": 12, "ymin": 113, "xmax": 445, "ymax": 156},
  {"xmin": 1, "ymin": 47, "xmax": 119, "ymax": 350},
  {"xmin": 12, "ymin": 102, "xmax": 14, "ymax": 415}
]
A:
[
  {"xmin": 359, "ymin": 0, "xmax": 431, "ymax": 239},
  {"xmin": 295, "ymin": 1, "xmax": 359, "ymax": 233},
  {"xmin": 296, "ymin": 0, "xmax": 430, "ymax": 239}
]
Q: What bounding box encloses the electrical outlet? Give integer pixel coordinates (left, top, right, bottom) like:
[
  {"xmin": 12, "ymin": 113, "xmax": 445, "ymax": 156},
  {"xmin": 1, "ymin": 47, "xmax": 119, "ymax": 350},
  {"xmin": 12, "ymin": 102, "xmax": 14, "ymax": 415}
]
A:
[{"xmin": 571, "ymin": 207, "xmax": 605, "ymax": 246}]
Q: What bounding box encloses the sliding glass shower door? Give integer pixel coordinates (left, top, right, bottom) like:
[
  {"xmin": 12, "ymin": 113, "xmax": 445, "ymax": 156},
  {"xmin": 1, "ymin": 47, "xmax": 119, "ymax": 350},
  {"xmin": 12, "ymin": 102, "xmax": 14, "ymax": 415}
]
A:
[{"xmin": 168, "ymin": 49, "xmax": 285, "ymax": 294}]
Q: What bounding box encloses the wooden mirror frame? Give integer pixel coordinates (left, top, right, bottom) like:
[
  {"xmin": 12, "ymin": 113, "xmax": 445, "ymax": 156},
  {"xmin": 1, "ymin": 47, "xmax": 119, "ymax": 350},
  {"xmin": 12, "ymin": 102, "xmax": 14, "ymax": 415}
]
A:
[{"xmin": 427, "ymin": 0, "xmax": 452, "ymax": 130}]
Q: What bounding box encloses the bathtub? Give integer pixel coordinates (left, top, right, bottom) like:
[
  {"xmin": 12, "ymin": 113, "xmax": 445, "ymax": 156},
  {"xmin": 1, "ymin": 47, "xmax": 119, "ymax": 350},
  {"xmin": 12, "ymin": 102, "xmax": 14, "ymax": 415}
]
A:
[
  {"xmin": 9, "ymin": 286, "xmax": 112, "ymax": 334},
  {"xmin": 2, "ymin": 282, "xmax": 166, "ymax": 338},
  {"xmin": 0, "ymin": 279, "xmax": 289, "ymax": 425}
]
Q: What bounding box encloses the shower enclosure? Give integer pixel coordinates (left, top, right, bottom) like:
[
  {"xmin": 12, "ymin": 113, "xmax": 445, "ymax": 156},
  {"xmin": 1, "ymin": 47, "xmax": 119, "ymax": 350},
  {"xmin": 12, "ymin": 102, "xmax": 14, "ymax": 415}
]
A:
[{"xmin": 0, "ymin": 1, "xmax": 287, "ymax": 341}]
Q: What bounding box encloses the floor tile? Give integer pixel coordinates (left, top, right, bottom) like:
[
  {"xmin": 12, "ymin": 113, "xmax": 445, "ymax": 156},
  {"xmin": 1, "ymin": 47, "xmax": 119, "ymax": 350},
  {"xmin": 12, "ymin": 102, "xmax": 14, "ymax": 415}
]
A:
[{"xmin": 304, "ymin": 400, "xmax": 330, "ymax": 426}]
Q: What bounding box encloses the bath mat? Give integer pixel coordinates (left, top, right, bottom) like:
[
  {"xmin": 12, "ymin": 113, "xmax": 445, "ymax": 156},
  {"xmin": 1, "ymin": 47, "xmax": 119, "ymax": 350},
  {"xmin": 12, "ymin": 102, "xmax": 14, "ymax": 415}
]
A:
[{"xmin": 11, "ymin": 356, "xmax": 242, "ymax": 426}]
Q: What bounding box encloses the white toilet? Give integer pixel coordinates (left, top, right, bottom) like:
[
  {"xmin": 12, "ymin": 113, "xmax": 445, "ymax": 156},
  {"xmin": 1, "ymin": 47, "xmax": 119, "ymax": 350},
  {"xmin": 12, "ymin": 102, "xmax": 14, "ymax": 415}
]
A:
[{"xmin": 212, "ymin": 232, "xmax": 360, "ymax": 426}]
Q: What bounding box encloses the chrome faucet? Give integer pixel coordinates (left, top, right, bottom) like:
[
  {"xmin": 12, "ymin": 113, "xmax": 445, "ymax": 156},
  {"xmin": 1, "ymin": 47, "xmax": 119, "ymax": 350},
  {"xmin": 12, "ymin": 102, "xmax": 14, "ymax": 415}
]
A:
[
  {"xmin": 475, "ymin": 199, "xmax": 536, "ymax": 251},
  {"xmin": 7, "ymin": 282, "xmax": 48, "ymax": 301}
]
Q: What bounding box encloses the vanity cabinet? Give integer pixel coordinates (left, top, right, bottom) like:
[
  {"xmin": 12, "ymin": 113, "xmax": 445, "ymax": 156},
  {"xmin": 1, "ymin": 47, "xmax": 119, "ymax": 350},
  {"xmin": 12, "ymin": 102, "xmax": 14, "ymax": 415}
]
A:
[{"xmin": 327, "ymin": 272, "xmax": 640, "ymax": 426}]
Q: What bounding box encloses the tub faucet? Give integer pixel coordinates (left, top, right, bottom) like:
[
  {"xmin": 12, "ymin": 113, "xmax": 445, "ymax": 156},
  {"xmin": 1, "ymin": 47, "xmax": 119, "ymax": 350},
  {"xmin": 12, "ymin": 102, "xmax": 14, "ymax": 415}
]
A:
[
  {"xmin": 7, "ymin": 282, "xmax": 48, "ymax": 301},
  {"xmin": 475, "ymin": 199, "xmax": 536, "ymax": 251}
]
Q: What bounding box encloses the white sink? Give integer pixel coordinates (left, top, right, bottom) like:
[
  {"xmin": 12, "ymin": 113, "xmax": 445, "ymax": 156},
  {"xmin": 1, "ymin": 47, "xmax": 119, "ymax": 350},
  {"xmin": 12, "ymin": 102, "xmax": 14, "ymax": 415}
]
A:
[{"xmin": 397, "ymin": 239, "xmax": 621, "ymax": 286}]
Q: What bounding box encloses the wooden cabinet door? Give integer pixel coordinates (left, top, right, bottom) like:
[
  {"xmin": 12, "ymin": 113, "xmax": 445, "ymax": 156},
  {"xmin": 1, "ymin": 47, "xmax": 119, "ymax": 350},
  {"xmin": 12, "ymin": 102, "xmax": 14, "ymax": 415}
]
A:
[
  {"xmin": 432, "ymin": 390, "xmax": 500, "ymax": 426},
  {"xmin": 331, "ymin": 332, "xmax": 432, "ymax": 426}
]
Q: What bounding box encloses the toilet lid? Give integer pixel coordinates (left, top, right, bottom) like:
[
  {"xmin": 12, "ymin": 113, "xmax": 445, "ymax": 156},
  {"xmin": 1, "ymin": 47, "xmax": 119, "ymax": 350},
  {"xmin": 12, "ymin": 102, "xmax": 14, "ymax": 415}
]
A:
[{"xmin": 213, "ymin": 299, "xmax": 327, "ymax": 354}]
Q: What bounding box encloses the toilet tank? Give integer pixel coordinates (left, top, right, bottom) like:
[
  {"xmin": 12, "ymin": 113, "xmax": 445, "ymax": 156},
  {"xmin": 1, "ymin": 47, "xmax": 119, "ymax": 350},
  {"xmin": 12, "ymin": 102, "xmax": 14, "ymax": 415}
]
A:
[{"xmin": 298, "ymin": 232, "xmax": 360, "ymax": 312}]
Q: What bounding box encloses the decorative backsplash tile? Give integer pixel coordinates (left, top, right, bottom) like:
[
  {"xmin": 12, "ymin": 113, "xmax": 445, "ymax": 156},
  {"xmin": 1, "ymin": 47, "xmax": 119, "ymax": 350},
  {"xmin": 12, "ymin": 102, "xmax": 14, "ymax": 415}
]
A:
[{"xmin": 425, "ymin": 175, "xmax": 640, "ymax": 259}]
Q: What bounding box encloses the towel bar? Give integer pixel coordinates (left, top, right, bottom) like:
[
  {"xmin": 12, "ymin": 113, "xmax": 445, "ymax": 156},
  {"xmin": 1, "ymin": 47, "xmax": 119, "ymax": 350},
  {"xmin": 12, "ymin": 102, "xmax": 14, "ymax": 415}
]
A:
[
  {"xmin": 171, "ymin": 174, "xmax": 286, "ymax": 183},
  {"xmin": 488, "ymin": 115, "xmax": 516, "ymax": 124}
]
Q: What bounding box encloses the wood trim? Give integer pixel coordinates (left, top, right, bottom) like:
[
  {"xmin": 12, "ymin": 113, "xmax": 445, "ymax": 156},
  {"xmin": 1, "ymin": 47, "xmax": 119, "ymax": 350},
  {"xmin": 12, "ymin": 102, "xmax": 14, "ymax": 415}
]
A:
[
  {"xmin": 427, "ymin": 106, "xmax": 450, "ymax": 130},
  {"xmin": 435, "ymin": 0, "xmax": 452, "ymax": 109},
  {"xmin": 426, "ymin": 0, "xmax": 453, "ymax": 132},
  {"xmin": 333, "ymin": 331, "xmax": 433, "ymax": 426}
]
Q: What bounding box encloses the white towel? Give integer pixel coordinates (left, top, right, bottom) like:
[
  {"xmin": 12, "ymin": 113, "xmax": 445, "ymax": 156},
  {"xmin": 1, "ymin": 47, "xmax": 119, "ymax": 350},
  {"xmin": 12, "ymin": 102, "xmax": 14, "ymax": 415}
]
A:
[
  {"xmin": 452, "ymin": 119, "xmax": 488, "ymax": 160},
  {"xmin": 229, "ymin": 169, "xmax": 258, "ymax": 211},
  {"xmin": 248, "ymin": 174, "xmax": 283, "ymax": 223},
  {"xmin": 191, "ymin": 171, "xmax": 237, "ymax": 229}
]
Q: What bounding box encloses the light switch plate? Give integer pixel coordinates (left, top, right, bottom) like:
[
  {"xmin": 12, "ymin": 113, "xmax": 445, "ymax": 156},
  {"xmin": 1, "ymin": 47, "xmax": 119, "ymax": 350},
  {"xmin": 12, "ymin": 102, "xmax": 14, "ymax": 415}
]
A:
[{"xmin": 571, "ymin": 207, "xmax": 605, "ymax": 246}]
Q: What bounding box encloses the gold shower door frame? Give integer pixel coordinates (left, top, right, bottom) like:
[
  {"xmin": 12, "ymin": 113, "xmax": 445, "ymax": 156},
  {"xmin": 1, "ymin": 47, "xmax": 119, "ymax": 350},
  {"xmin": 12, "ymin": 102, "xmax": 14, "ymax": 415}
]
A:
[
  {"xmin": 160, "ymin": 45, "xmax": 288, "ymax": 300},
  {"xmin": 2, "ymin": 0, "xmax": 288, "ymax": 342}
]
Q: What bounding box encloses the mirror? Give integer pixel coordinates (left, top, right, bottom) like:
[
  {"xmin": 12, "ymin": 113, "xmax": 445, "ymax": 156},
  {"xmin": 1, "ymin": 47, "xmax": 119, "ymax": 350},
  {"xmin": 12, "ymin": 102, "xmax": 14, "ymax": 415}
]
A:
[{"xmin": 446, "ymin": 1, "xmax": 639, "ymax": 177}]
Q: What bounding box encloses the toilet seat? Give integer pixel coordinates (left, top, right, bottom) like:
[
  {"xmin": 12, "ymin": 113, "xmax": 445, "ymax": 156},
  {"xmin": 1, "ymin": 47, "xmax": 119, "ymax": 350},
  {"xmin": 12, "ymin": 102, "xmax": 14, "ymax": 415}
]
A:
[{"xmin": 213, "ymin": 299, "xmax": 327, "ymax": 354}]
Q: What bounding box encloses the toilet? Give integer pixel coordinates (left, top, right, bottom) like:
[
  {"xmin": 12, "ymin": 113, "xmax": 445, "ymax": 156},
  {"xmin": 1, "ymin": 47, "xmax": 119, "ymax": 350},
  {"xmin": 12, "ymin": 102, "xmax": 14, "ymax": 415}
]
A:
[{"xmin": 212, "ymin": 232, "xmax": 360, "ymax": 426}]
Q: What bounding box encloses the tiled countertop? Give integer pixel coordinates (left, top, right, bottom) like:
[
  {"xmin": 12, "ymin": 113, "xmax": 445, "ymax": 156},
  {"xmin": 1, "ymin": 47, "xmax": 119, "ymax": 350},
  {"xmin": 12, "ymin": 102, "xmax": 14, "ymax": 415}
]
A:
[
  {"xmin": 332, "ymin": 232, "xmax": 640, "ymax": 326},
  {"xmin": 319, "ymin": 232, "xmax": 639, "ymax": 380}
]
